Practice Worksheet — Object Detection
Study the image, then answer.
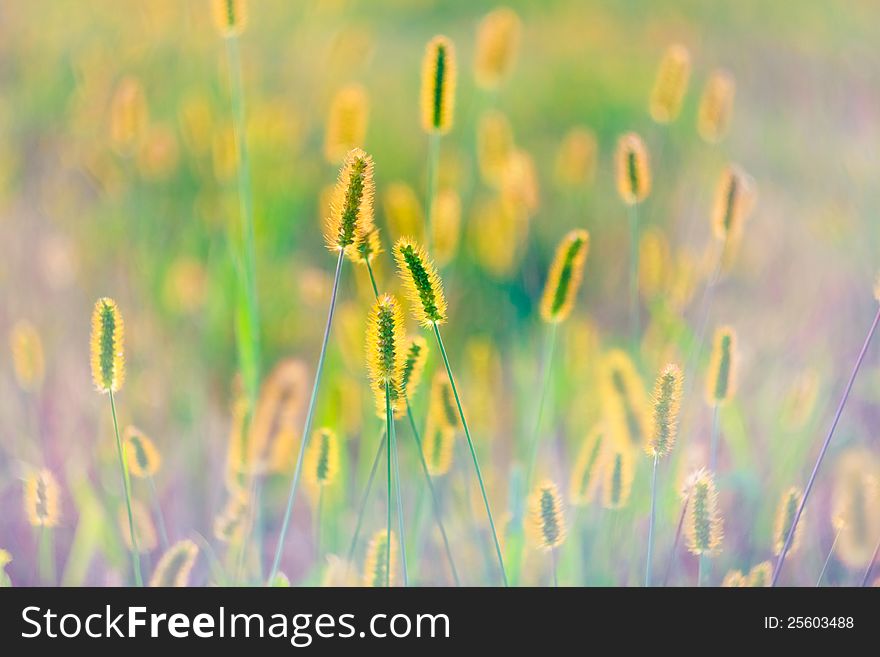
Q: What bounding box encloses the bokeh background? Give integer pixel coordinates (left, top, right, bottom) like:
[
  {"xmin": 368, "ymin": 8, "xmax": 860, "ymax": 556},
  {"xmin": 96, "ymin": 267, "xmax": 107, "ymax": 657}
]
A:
[{"xmin": 2, "ymin": 0, "xmax": 880, "ymax": 587}]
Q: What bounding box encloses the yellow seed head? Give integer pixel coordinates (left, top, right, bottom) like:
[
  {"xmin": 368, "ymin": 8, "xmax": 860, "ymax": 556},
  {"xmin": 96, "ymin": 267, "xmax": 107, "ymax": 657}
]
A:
[
  {"xmin": 213, "ymin": 0, "xmax": 247, "ymax": 37},
  {"xmin": 649, "ymin": 44, "xmax": 691, "ymax": 123},
  {"xmin": 832, "ymin": 449, "xmax": 880, "ymax": 568},
  {"xmin": 149, "ymin": 539, "xmax": 199, "ymax": 587},
  {"xmin": 394, "ymin": 238, "xmax": 447, "ymax": 327},
  {"xmin": 118, "ymin": 500, "xmax": 157, "ymax": 553},
  {"xmin": 304, "ymin": 428, "xmax": 340, "ymax": 489},
  {"xmin": 638, "ymin": 226, "xmax": 671, "ymax": 300},
  {"xmin": 324, "ymin": 148, "xmax": 375, "ymax": 255},
  {"xmin": 706, "ymin": 325, "xmax": 737, "ymax": 405},
  {"xmin": 250, "ymin": 360, "xmax": 309, "ymax": 478},
  {"xmin": 477, "ymin": 111, "xmax": 514, "ymax": 187},
  {"xmin": 383, "ymin": 182, "xmax": 424, "ymax": 241},
  {"xmin": 0, "ymin": 549, "xmax": 11, "ymax": 586},
  {"xmin": 528, "ymin": 480, "xmax": 566, "ymax": 549},
  {"xmin": 350, "ymin": 227, "xmax": 383, "ymax": 266},
  {"xmin": 570, "ymin": 426, "xmax": 606, "ymax": 505},
  {"xmin": 400, "ymin": 335, "xmax": 429, "ymax": 401},
  {"xmin": 747, "ymin": 561, "xmax": 773, "ymax": 587},
  {"xmin": 431, "ymin": 189, "xmax": 462, "ymax": 266},
  {"xmin": 712, "ymin": 165, "xmax": 755, "ymax": 241},
  {"xmin": 366, "ymin": 294, "xmax": 406, "ymax": 416},
  {"xmin": 646, "ymin": 364, "xmax": 684, "ymax": 458},
  {"xmin": 123, "ymin": 426, "xmax": 161, "ymax": 478},
  {"xmin": 224, "ymin": 392, "xmax": 250, "ymax": 492},
  {"xmin": 615, "ymin": 132, "xmax": 651, "ymax": 205},
  {"xmin": 428, "ymin": 371, "xmax": 459, "ymax": 430},
  {"xmin": 422, "ymin": 416, "xmax": 455, "ymax": 476},
  {"xmin": 324, "ymin": 83, "xmax": 369, "ymax": 164},
  {"xmin": 421, "ymin": 36, "xmax": 457, "ymax": 134},
  {"xmin": 539, "ymin": 229, "xmax": 589, "ymax": 323},
  {"xmin": 90, "ymin": 297, "xmax": 125, "ymax": 393},
  {"xmin": 773, "ymin": 486, "xmax": 804, "ymax": 556},
  {"xmin": 470, "ymin": 196, "xmax": 527, "ymax": 278},
  {"xmin": 600, "ymin": 349, "xmax": 651, "ymax": 449},
  {"xmin": 501, "ymin": 149, "xmax": 540, "ymax": 215},
  {"xmin": 602, "ymin": 447, "xmax": 634, "ymax": 509},
  {"xmin": 364, "ymin": 529, "xmax": 397, "ymax": 587},
  {"xmin": 685, "ymin": 470, "xmax": 723, "ymax": 555},
  {"xmin": 721, "ymin": 570, "xmax": 746, "ymax": 587},
  {"xmin": 109, "ymin": 76, "xmax": 148, "ymax": 155},
  {"xmin": 9, "ymin": 320, "xmax": 45, "ymax": 391},
  {"xmin": 698, "ymin": 69, "xmax": 735, "ymax": 143},
  {"xmin": 24, "ymin": 468, "xmax": 61, "ymax": 528},
  {"xmin": 213, "ymin": 490, "xmax": 250, "ymax": 544},
  {"xmin": 474, "ymin": 7, "xmax": 521, "ymax": 89},
  {"xmin": 554, "ymin": 127, "xmax": 598, "ymax": 188}
]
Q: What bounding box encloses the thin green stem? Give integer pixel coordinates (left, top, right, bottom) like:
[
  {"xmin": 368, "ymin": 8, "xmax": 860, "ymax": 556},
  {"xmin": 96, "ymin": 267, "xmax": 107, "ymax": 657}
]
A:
[
  {"xmin": 551, "ymin": 547, "xmax": 559, "ymax": 588},
  {"xmin": 109, "ymin": 390, "xmax": 142, "ymax": 587},
  {"xmin": 525, "ymin": 324, "xmax": 558, "ymax": 488},
  {"xmin": 269, "ymin": 251, "xmax": 345, "ymax": 584},
  {"xmin": 662, "ymin": 493, "xmax": 689, "ymax": 587},
  {"xmin": 225, "ymin": 34, "xmax": 260, "ymax": 408},
  {"xmin": 425, "ymin": 133, "xmax": 440, "ymax": 248},
  {"xmin": 147, "ymin": 474, "xmax": 169, "ymax": 550},
  {"xmin": 345, "ymin": 429, "xmax": 386, "ymax": 565},
  {"xmin": 433, "ymin": 322, "xmax": 508, "ymax": 586},
  {"xmin": 628, "ymin": 202, "xmax": 640, "ymax": 347},
  {"xmin": 391, "ymin": 410, "xmax": 408, "ymax": 586},
  {"xmin": 698, "ymin": 554, "xmax": 705, "ymax": 587},
  {"xmin": 816, "ymin": 525, "xmax": 842, "ymax": 587},
  {"xmin": 384, "ymin": 382, "xmax": 393, "ymax": 588},
  {"xmin": 405, "ymin": 400, "xmax": 460, "ymax": 586},
  {"xmin": 364, "ymin": 258, "xmax": 380, "ymax": 298},
  {"xmin": 709, "ymin": 404, "xmax": 720, "ymax": 472},
  {"xmin": 645, "ymin": 453, "xmax": 659, "ymax": 587}
]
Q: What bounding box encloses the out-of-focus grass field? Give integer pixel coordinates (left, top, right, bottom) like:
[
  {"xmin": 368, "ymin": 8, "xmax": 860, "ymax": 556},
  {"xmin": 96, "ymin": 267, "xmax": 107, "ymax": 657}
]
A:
[{"xmin": 2, "ymin": 0, "xmax": 880, "ymax": 587}]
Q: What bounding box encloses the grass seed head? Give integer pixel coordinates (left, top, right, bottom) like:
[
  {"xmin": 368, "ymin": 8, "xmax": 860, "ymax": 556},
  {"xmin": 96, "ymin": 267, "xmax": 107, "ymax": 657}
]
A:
[
  {"xmin": 118, "ymin": 500, "xmax": 157, "ymax": 553},
  {"xmin": 90, "ymin": 297, "xmax": 125, "ymax": 393},
  {"xmin": 149, "ymin": 539, "xmax": 199, "ymax": 587},
  {"xmin": 324, "ymin": 148, "xmax": 375, "ymax": 255},
  {"xmin": 685, "ymin": 469, "xmax": 723, "ymax": 555},
  {"xmin": 400, "ymin": 335, "xmax": 429, "ymax": 401},
  {"xmin": 304, "ymin": 428, "xmax": 340, "ymax": 489},
  {"xmin": 712, "ymin": 165, "xmax": 755, "ymax": 241},
  {"xmin": 213, "ymin": 0, "xmax": 247, "ymax": 37},
  {"xmin": 649, "ymin": 44, "xmax": 691, "ymax": 123},
  {"xmin": 421, "ymin": 36, "xmax": 457, "ymax": 134},
  {"xmin": 366, "ymin": 293, "xmax": 406, "ymax": 415},
  {"xmin": 747, "ymin": 561, "xmax": 773, "ymax": 586},
  {"xmin": 540, "ymin": 229, "xmax": 589, "ymax": 323},
  {"xmin": 9, "ymin": 320, "xmax": 45, "ymax": 391},
  {"xmin": 615, "ymin": 132, "xmax": 651, "ymax": 205},
  {"xmin": 423, "ymin": 416, "xmax": 455, "ymax": 476},
  {"xmin": 474, "ymin": 7, "xmax": 521, "ymax": 89},
  {"xmin": 364, "ymin": 529, "xmax": 397, "ymax": 587},
  {"xmin": 431, "ymin": 189, "xmax": 462, "ymax": 266},
  {"xmin": 124, "ymin": 426, "xmax": 161, "ymax": 478},
  {"xmin": 324, "ymin": 83, "xmax": 369, "ymax": 164},
  {"xmin": 394, "ymin": 237, "xmax": 447, "ymax": 327},
  {"xmin": 570, "ymin": 426, "xmax": 606, "ymax": 505},
  {"xmin": 706, "ymin": 325, "xmax": 737, "ymax": 405},
  {"xmin": 646, "ymin": 363, "xmax": 683, "ymax": 458},
  {"xmin": 477, "ymin": 110, "xmax": 514, "ymax": 187},
  {"xmin": 773, "ymin": 486, "xmax": 804, "ymax": 556},
  {"xmin": 602, "ymin": 447, "xmax": 634, "ymax": 510},
  {"xmin": 698, "ymin": 69, "xmax": 735, "ymax": 143},
  {"xmin": 529, "ymin": 480, "xmax": 566, "ymax": 549},
  {"xmin": 24, "ymin": 468, "xmax": 61, "ymax": 528}
]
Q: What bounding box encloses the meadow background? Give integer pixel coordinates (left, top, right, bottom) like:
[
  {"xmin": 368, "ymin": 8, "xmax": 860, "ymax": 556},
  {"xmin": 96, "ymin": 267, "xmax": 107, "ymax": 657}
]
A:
[{"xmin": 2, "ymin": 0, "xmax": 880, "ymax": 587}]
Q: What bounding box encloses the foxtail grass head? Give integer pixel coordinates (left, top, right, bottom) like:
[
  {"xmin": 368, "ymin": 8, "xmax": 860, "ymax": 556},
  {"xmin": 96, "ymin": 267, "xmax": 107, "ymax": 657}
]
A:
[
  {"xmin": 528, "ymin": 480, "xmax": 566, "ymax": 549},
  {"xmin": 213, "ymin": 491, "xmax": 250, "ymax": 544},
  {"xmin": 773, "ymin": 486, "xmax": 804, "ymax": 556},
  {"xmin": 350, "ymin": 227, "xmax": 383, "ymax": 266},
  {"xmin": 304, "ymin": 428, "xmax": 340, "ymax": 490},
  {"xmin": 832, "ymin": 449, "xmax": 880, "ymax": 567},
  {"xmin": 721, "ymin": 570, "xmax": 746, "ymax": 587},
  {"xmin": 400, "ymin": 335, "xmax": 429, "ymax": 400},
  {"xmin": 324, "ymin": 148, "xmax": 375, "ymax": 256},
  {"xmin": 394, "ymin": 238, "xmax": 447, "ymax": 327},
  {"xmin": 649, "ymin": 44, "xmax": 691, "ymax": 123},
  {"xmin": 123, "ymin": 426, "xmax": 161, "ymax": 478},
  {"xmin": 685, "ymin": 469, "xmax": 723, "ymax": 555},
  {"xmin": 747, "ymin": 561, "xmax": 773, "ymax": 587},
  {"xmin": 149, "ymin": 539, "xmax": 199, "ymax": 587},
  {"xmin": 366, "ymin": 293, "xmax": 406, "ymax": 416},
  {"xmin": 602, "ymin": 447, "xmax": 634, "ymax": 510},
  {"xmin": 9, "ymin": 320, "xmax": 44, "ymax": 391},
  {"xmin": 90, "ymin": 297, "xmax": 125, "ymax": 393},
  {"xmin": 638, "ymin": 226, "xmax": 671, "ymax": 300},
  {"xmin": 539, "ymin": 229, "xmax": 589, "ymax": 323},
  {"xmin": 646, "ymin": 364, "xmax": 683, "ymax": 458},
  {"xmin": 24, "ymin": 469, "xmax": 60, "ymax": 528},
  {"xmin": 615, "ymin": 132, "xmax": 651, "ymax": 205},
  {"xmin": 706, "ymin": 325, "xmax": 737, "ymax": 405},
  {"xmin": 422, "ymin": 416, "xmax": 455, "ymax": 477},
  {"xmin": 364, "ymin": 529, "xmax": 397, "ymax": 587},
  {"xmin": 421, "ymin": 36, "xmax": 457, "ymax": 134},
  {"xmin": 110, "ymin": 77, "xmax": 148, "ymax": 155},
  {"xmin": 324, "ymin": 83, "xmax": 369, "ymax": 164},
  {"xmin": 698, "ymin": 69, "xmax": 735, "ymax": 143},
  {"xmin": 712, "ymin": 165, "xmax": 754, "ymax": 241},
  {"xmin": 600, "ymin": 349, "xmax": 651, "ymax": 449},
  {"xmin": 474, "ymin": 7, "xmax": 521, "ymax": 90},
  {"xmin": 213, "ymin": 0, "xmax": 247, "ymax": 37},
  {"xmin": 570, "ymin": 426, "xmax": 606, "ymax": 505}
]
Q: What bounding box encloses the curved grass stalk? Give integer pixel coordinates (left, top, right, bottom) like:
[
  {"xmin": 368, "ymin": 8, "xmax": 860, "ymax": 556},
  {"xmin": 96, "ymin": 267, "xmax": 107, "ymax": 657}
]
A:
[
  {"xmin": 345, "ymin": 429, "xmax": 386, "ymax": 566},
  {"xmin": 860, "ymin": 534, "xmax": 880, "ymax": 587},
  {"xmin": 432, "ymin": 322, "xmax": 508, "ymax": 586},
  {"xmin": 110, "ymin": 390, "xmax": 142, "ymax": 587},
  {"xmin": 645, "ymin": 454, "xmax": 659, "ymax": 587},
  {"xmin": 773, "ymin": 305, "xmax": 880, "ymax": 586},
  {"xmin": 269, "ymin": 251, "xmax": 345, "ymax": 585},
  {"xmin": 816, "ymin": 525, "xmax": 843, "ymax": 587},
  {"xmin": 391, "ymin": 409, "xmax": 408, "ymax": 586}
]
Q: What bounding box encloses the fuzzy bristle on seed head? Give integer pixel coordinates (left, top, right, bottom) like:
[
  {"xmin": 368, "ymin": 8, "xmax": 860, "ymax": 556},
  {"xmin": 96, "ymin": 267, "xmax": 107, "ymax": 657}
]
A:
[
  {"xmin": 24, "ymin": 468, "xmax": 61, "ymax": 528},
  {"xmin": 602, "ymin": 447, "xmax": 634, "ymax": 510},
  {"xmin": 149, "ymin": 539, "xmax": 199, "ymax": 587},
  {"xmin": 213, "ymin": 490, "xmax": 250, "ymax": 544},
  {"xmin": 615, "ymin": 132, "xmax": 651, "ymax": 205},
  {"xmin": 698, "ymin": 69, "xmax": 735, "ymax": 143},
  {"xmin": 350, "ymin": 227, "xmax": 383, "ymax": 265},
  {"xmin": 685, "ymin": 469, "xmax": 723, "ymax": 555},
  {"xmin": 712, "ymin": 165, "xmax": 755, "ymax": 241},
  {"xmin": 428, "ymin": 371, "xmax": 459, "ymax": 430},
  {"xmin": 721, "ymin": 570, "xmax": 746, "ymax": 587},
  {"xmin": 649, "ymin": 44, "xmax": 691, "ymax": 124},
  {"xmin": 400, "ymin": 335, "xmax": 429, "ymax": 401},
  {"xmin": 646, "ymin": 363, "xmax": 683, "ymax": 458},
  {"xmin": 213, "ymin": 0, "xmax": 247, "ymax": 37},
  {"xmin": 364, "ymin": 529, "xmax": 397, "ymax": 587},
  {"xmin": 90, "ymin": 297, "xmax": 125, "ymax": 393},
  {"xmin": 747, "ymin": 561, "xmax": 773, "ymax": 587},
  {"xmin": 474, "ymin": 7, "xmax": 521, "ymax": 90},
  {"xmin": 832, "ymin": 449, "xmax": 880, "ymax": 568},
  {"xmin": 324, "ymin": 148, "xmax": 375, "ymax": 255},
  {"xmin": 600, "ymin": 349, "xmax": 651, "ymax": 450},
  {"xmin": 528, "ymin": 480, "xmax": 566, "ymax": 549},
  {"xmin": 570, "ymin": 426, "xmax": 606, "ymax": 505},
  {"xmin": 394, "ymin": 237, "xmax": 447, "ymax": 327},
  {"xmin": 540, "ymin": 229, "xmax": 589, "ymax": 323},
  {"xmin": 324, "ymin": 83, "xmax": 369, "ymax": 164},
  {"xmin": 118, "ymin": 500, "xmax": 158, "ymax": 553},
  {"xmin": 422, "ymin": 416, "xmax": 455, "ymax": 476},
  {"xmin": 304, "ymin": 428, "xmax": 340, "ymax": 489},
  {"xmin": 554, "ymin": 127, "xmax": 598, "ymax": 188},
  {"xmin": 421, "ymin": 36, "xmax": 457, "ymax": 134},
  {"xmin": 123, "ymin": 426, "xmax": 161, "ymax": 478},
  {"xmin": 9, "ymin": 320, "xmax": 45, "ymax": 391},
  {"xmin": 706, "ymin": 325, "xmax": 737, "ymax": 405},
  {"xmin": 366, "ymin": 294, "xmax": 406, "ymax": 416},
  {"xmin": 773, "ymin": 486, "xmax": 804, "ymax": 556}
]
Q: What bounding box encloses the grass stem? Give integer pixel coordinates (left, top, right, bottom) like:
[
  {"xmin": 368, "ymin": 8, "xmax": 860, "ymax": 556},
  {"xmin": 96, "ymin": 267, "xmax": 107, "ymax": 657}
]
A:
[
  {"xmin": 110, "ymin": 390, "xmax": 142, "ymax": 587},
  {"xmin": 525, "ymin": 324, "xmax": 558, "ymax": 488},
  {"xmin": 662, "ymin": 493, "xmax": 689, "ymax": 587},
  {"xmin": 816, "ymin": 525, "xmax": 842, "ymax": 587},
  {"xmin": 384, "ymin": 382, "xmax": 393, "ymax": 587},
  {"xmin": 391, "ymin": 409, "xmax": 408, "ymax": 586},
  {"xmin": 424, "ymin": 133, "xmax": 440, "ymax": 249},
  {"xmin": 645, "ymin": 453, "xmax": 659, "ymax": 587},
  {"xmin": 147, "ymin": 474, "xmax": 169, "ymax": 550}
]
